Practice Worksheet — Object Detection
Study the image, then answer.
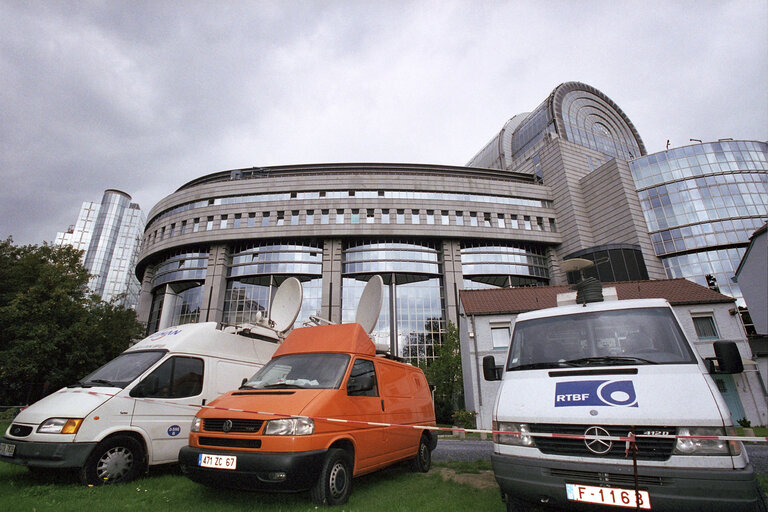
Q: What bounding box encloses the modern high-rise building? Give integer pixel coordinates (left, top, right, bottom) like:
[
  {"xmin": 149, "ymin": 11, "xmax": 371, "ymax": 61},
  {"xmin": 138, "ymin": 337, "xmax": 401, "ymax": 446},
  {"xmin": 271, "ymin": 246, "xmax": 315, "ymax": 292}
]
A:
[
  {"xmin": 467, "ymin": 81, "xmax": 667, "ymax": 284},
  {"xmin": 56, "ymin": 189, "xmax": 146, "ymax": 308},
  {"xmin": 630, "ymin": 140, "xmax": 768, "ymax": 303},
  {"xmin": 133, "ymin": 81, "xmax": 765, "ymax": 370}
]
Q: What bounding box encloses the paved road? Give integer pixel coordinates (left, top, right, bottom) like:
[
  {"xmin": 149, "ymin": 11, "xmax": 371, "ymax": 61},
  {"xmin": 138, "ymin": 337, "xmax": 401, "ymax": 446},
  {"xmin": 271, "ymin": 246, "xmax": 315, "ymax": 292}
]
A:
[{"xmin": 433, "ymin": 438, "xmax": 768, "ymax": 474}]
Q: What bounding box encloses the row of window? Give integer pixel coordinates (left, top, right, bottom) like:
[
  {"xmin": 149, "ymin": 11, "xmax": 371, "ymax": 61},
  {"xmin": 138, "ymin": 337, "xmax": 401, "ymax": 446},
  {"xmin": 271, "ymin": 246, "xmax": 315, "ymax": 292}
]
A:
[
  {"xmin": 142, "ymin": 209, "xmax": 558, "ymax": 249},
  {"xmin": 630, "ymin": 140, "xmax": 767, "ymax": 190},
  {"xmin": 148, "ymin": 188, "xmax": 553, "ymax": 227},
  {"xmin": 638, "ymin": 173, "xmax": 768, "ymax": 232},
  {"xmin": 650, "ymin": 217, "xmax": 766, "ymax": 257}
]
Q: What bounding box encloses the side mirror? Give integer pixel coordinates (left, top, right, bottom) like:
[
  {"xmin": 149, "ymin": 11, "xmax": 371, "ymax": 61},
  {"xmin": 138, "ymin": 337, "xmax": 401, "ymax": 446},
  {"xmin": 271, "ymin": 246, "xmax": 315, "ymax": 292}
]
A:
[
  {"xmin": 713, "ymin": 341, "xmax": 743, "ymax": 374},
  {"xmin": 483, "ymin": 355, "xmax": 502, "ymax": 381}
]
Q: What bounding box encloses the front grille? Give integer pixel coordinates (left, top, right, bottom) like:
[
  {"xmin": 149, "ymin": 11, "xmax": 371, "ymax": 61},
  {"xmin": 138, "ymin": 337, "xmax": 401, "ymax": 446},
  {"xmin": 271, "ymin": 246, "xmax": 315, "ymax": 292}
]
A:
[
  {"xmin": 530, "ymin": 424, "xmax": 676, "ymax": 461},
  {"xmin": 9, "ymin": 424, "xmax": 32, "ymax": 437},
  {"xmin": 199, "ymin": 437, "xmax": 262, "ymax": 449},
  {"xmin": 203, "ymin": 418, "xmax": 264, "ymax": 433},
  {"xmin": 549, "ymin": 468, "xmax": 667, "ymax": 487}
]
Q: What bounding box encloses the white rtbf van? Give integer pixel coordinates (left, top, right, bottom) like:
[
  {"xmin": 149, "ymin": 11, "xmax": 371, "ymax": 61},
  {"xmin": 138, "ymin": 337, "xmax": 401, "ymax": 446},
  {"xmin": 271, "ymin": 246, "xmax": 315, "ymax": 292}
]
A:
[
  {"xmin": 0, "ymin": 322, "xmax": 279, "ymax": 484},
  {"xmin": 483, "ymin": 294, "xmax": 765, "ymax": 511}
]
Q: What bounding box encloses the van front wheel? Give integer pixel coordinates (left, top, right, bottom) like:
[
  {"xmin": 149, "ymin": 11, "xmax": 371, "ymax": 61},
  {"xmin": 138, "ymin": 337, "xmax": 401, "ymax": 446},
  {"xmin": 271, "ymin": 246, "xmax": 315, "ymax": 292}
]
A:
[
  {"xmin": 79, "ymin": 435, "xmax": 146, "ymax": 485},
  {"xmin": 410, "ymin": 434, "xmax": 431, "ymax": 472},
  {"xmin": 310, "ymin": 448, "xmax": 353, "ymax": 506}
]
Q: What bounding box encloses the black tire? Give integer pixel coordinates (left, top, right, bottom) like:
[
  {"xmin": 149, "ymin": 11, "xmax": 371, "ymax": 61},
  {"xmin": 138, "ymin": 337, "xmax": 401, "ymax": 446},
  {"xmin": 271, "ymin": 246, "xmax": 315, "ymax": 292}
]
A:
[
  {"xmin": 79, "ymin": 435, "xmax": 146, "ymax": 485},
  {"xmin": 505, "ymin": 496, "xmax": 528, "ymax": 512},
  {"xmin": 310, "ymin": 448, "xmax": 353, "ymax": 506},
  {"xmin": 410, "ymin": 434, "xmax": 431, "ymax": 473}
]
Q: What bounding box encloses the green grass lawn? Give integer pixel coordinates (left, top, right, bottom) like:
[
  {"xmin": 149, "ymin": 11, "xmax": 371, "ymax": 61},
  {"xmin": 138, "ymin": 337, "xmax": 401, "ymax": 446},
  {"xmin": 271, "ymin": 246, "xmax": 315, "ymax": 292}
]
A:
[{"xmin": 0, "ymin": 459, "xmax": 504, "ymax": 512}]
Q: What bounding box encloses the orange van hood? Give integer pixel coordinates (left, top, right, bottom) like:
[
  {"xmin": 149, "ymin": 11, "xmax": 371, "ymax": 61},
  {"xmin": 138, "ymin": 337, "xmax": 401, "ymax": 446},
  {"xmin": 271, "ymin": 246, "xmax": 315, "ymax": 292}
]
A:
[{"xmin": 198, "ymin": 389, "xmax": 325, "ymax": 419}]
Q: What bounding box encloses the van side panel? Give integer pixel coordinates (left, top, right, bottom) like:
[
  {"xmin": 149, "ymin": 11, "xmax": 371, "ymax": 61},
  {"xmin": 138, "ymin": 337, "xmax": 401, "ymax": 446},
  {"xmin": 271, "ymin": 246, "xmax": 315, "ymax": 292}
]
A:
[{"xmin": 376, "ymin": 360, "xmax": 432, "ymax": 459}]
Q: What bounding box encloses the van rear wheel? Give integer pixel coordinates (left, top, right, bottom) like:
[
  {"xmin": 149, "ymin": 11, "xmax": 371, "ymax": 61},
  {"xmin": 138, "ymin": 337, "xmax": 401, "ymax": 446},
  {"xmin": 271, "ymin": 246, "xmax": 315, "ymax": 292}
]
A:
[
  {"xmin": 310, "ymin": 448, "xmax": 353, "ymax": 506},
  {"xmin": 410, "ymin": 434, "xmax": 431, "ymax": 472},
  {"xmin": 79, "ymin": 435, "xmax": 146, "ymax": 485}
]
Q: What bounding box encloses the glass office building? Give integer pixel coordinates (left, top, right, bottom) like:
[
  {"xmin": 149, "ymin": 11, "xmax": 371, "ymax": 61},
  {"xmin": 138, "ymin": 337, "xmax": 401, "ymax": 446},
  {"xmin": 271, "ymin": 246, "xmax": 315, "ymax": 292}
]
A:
[
  {"xmin": 630, "ymin": 141, "xmax": 768, "ymax": 303},
  {"xmin": 55, "ymin": 189, "xmax": 146, "ymax": 308}
]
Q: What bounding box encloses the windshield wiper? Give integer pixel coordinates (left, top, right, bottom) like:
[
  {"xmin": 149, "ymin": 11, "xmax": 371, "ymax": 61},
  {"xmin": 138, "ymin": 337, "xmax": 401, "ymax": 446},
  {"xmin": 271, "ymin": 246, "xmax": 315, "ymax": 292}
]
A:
[
  {"xmin": 67, "ymin": 381, "xmax": 92, "ymax": 388},
  {"xmin": 510, "ymin": 361, "xmax": 578, "ymax": 371},
  {"xmin": 261, "ymin": 383, "xmax": 307, "ymax": 389},
  {"xmin": 239, "ymin": 384, "xmax": 256, "ymax": 390},
  {"xmin": 564, "ymin": 356, "xmax": 658, "ymax": 366},
  {"xmin": 87, "ymin": 379, "xmax": 117, "ymax": 386}
]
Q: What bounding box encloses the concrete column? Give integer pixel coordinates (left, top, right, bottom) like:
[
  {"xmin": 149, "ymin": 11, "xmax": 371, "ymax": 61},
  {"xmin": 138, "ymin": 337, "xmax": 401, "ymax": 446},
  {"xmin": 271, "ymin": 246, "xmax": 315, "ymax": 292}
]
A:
[
  {"xmin": 158, "ymin": 285, "xmax": 176, "ymax": 330},
  {"xmin": 322, "ymin": 239, "xmax": 343, "ymax": 323},
  {"xmin": 201, "ymin": 244, "xmax": 230, "ymax": 324}
]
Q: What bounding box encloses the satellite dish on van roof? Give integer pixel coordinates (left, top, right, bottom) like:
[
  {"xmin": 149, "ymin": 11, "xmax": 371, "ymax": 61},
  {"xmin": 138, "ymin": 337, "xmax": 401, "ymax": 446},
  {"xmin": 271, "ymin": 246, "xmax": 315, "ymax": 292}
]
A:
[
  {"xmin": 270, "ymin": 277, "xmax": 303, "ymax": 334},
  {"xmin": 355, "ymin": 275, "xmax": 383, "ymax": 334}
]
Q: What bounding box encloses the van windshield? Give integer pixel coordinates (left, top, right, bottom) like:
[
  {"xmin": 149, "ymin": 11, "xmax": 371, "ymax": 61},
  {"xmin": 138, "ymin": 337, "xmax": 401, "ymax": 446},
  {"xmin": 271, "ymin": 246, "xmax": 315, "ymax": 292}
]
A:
[
  {"xmin": 73, "ymin": 350, "xmax": 167, "ymax": 388},
  {"xmin": 243, "ymin": 353, "xmax": 350, "ymax": 390},
  {"xmin": 506, "ymin": 307, "xmax": 697, "ymax": 371}
]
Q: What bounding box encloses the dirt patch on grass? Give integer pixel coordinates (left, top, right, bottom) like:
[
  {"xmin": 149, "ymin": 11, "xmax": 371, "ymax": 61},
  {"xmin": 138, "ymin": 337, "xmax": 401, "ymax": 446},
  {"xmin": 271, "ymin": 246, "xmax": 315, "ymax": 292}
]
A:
[{"xmin": 435, "ymin": 468, "xmax": 498, "ymax": 490}]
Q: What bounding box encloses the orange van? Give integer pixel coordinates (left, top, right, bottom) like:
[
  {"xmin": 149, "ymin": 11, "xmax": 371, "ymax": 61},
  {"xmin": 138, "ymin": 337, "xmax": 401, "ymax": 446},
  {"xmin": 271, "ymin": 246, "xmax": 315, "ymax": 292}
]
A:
[{"xmin": 178, "ymin": 322, "xmax": 437, "ymax": 505}]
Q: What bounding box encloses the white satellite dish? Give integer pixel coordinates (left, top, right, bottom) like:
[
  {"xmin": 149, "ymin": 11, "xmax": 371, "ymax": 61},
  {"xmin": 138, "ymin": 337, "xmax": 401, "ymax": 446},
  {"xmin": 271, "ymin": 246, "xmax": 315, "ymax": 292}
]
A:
[
  {"xmin": 269, "ymin": 277, "xmax": 303, "ymax": 334},
  {"xmin": 355, "ymin": 275, "xmax": 383, "ymax": 334},
  {"xmin": 561, "ymin": 258, "xmax": 594, "ymax": 273}
]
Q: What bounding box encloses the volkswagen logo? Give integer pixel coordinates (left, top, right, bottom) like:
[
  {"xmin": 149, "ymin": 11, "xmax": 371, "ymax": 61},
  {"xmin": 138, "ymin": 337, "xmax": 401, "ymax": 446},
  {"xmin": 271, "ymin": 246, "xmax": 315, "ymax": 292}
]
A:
[
  {"xmin": 584, "ymin": 426, "xmax": 612, "ymax": 455},
  {"xmin": 222, "ymin": 419, "xmax": 233, "ymax": 433}
]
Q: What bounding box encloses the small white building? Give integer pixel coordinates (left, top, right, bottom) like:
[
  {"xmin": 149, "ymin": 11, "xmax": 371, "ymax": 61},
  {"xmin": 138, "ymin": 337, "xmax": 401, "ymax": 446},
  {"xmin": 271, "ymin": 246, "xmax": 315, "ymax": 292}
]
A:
[{"xmin": 459, "ymin": 278, "xmax": 768, "ymax": 429}]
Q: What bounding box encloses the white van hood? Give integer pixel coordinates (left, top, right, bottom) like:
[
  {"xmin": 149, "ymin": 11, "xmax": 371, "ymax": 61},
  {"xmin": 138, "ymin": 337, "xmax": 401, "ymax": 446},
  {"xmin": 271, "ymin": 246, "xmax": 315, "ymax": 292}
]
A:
[
  {"xmin": 495, "ymin": 365, "xmax": 727, "ymax": 427},
  {"xmin": 13, "ymin": 386, "xmax": 120, "ymax": 425}
]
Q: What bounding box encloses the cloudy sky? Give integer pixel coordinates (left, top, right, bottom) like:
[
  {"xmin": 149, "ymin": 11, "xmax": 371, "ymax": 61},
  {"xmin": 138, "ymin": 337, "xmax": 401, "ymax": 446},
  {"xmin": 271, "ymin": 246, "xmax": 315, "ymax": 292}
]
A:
[{"xmin": 2, "ymin": 0, "xmax": 766, "ymax": 246}]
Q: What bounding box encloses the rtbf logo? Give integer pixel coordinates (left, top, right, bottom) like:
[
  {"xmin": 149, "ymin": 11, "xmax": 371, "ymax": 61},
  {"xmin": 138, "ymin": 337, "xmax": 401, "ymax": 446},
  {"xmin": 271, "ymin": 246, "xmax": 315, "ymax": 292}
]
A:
[{"xmin": 554, "ymin": 380, "xmax": 638, "ymax": 408}]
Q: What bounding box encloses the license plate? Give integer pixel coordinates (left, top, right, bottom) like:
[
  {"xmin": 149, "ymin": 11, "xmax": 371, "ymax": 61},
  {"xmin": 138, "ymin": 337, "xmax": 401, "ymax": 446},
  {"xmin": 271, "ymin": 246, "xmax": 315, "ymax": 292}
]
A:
[
  {"xmin": 566, "ymin": 483, "xmax": 651, "ymax": 509},
  {"xmin": 0, "ymin": 442, "xmax": 15, "ymax": 457},
  {"xmin": 198, "ymin": 453, "xmax": 236, "ymax": 470}
]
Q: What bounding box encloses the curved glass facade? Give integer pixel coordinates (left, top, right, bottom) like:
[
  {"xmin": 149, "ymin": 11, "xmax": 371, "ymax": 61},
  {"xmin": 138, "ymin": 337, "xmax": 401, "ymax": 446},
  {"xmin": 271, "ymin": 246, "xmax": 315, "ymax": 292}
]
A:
[
  {"xmin": 559, "ymin": 90, "xmax": 642, "ymax": 161},
  {"xmin": 564, "ymin": 245, "xmax": 649, "ymax": 284},
  {"xmin": 151, "ymin": 250, "xmax": 209, "ymax": 287},
  {"xmin": 631, "ymin": 140, "xmax": 768, "ymax": 303},
  {"xmin": 229, "ymin": 242, "xmax": 323, "ymax": 277},
  {"xmin": 224, "ymin": 242, "xmax": 324, "ymax": 326},
  {"xmin": 341, "ymin": 241, "xmax": 445, "ymax": 364},
  {"xmin": 461, "ymin": 242, "xmax": 549, "ymax": 288}
]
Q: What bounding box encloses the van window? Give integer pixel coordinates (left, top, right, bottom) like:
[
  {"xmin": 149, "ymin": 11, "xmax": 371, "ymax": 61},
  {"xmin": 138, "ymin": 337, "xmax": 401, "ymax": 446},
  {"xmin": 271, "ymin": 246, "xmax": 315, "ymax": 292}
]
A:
[
  {"xmin": 507, "ymin": 307, "xmax": 697, "ymax": 370},
  {"xmin": 347, "ymin": 359, "xmax": 378, "ymax": 397},
  {"xmin": 244, "ymin": 354, "xmax": 350, "ymax": 390},
  {"xmin": 81, "ymin": 350, "xmax": 167, "ymax": 388},
  {"xmin": 130, "ymin": 356, "xmax": 204, "ymax": 398}
]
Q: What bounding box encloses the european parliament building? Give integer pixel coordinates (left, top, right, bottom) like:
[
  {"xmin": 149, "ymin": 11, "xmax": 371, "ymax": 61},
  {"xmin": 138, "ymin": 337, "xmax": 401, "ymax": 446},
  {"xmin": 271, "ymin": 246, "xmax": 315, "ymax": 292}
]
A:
[{"xmin": 134, "ymin": 82, "xmax": 768, "ymax": 362}]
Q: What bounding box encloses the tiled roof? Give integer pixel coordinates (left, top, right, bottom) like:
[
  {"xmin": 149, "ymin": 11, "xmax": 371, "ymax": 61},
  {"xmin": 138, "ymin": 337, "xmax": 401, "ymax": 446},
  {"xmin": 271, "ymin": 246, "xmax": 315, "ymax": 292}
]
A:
[{"xmin": 460, "ymin": 278, "xmax": 735, "ymax": 315}]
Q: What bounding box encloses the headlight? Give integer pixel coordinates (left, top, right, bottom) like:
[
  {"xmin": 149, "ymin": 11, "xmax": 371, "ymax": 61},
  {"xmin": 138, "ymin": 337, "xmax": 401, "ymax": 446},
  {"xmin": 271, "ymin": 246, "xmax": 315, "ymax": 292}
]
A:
[
  {"xmin": 264, "ymin": 417, "xmax": 314, "ymax": 436},
  {"xmin": 493, "ymin": 421, "xmax": 534, "ymax": 447},
  {"xmin": 37, "ymin": 418, "xmax": 83, "ymax": 434},
  {"xmin": 673, "ymin": 427, "xmax": 734, "ymax": 455},
  {"xmin": 190, "ymin": 417, "xmax": 202, "ymax": 433}
]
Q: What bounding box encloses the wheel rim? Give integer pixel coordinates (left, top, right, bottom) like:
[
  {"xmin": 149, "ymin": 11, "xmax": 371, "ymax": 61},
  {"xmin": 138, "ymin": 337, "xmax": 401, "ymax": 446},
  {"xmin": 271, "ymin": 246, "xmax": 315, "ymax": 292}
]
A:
[
  {"xmin": 95, "ymin": 446, "xmax": 134, "ymax": 482},
  {"xmin": 328, "ymin": 461, "xmax": 348, "ymax": 499},
  {"xmin": 419, "ymin": 443, "xmax": 429, "ymax": 467}
]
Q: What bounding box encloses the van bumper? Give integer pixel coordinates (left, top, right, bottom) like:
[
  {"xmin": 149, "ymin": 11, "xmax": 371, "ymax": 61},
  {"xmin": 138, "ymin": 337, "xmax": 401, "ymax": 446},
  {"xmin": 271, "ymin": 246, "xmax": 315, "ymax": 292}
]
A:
[
  {"xmin": 179, "ymin": 446, "xmax": 326, "ymax": 491},
  {"xmin": 491, "ymin": 453, "xmax": 763, "ymax": 512},
  {"xmin": 0, "ymin": 437, "xmax": 96, "ymax": 469}
]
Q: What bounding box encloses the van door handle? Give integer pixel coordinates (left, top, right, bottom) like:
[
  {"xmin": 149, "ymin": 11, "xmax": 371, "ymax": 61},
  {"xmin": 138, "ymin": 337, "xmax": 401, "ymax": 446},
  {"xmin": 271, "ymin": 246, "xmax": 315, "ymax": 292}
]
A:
[
  {"xmin": 202, "ymin": 399, "xmax": 206, "ymax": 406},
  {"xmin": 380, "ymin": 400, "xmax": 385, "ymax": 411}
]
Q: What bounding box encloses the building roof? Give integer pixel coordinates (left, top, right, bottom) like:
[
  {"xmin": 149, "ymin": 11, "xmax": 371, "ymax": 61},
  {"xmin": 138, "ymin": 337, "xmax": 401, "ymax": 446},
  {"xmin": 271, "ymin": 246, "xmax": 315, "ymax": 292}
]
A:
[{"xmin": 460, "ymin": 278, "xmax": 735, "ymax": 316}]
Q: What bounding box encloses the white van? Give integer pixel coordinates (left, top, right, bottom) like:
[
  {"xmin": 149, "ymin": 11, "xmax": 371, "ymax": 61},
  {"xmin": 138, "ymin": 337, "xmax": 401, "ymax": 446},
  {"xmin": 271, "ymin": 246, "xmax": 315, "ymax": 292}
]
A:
[
  {"xmin": 0, "ymin": 322, "xmax": 279, "ymax": 484},
  {"xmin": 483, "ymin": 295, "xmax": 765, "ymax": 511}
]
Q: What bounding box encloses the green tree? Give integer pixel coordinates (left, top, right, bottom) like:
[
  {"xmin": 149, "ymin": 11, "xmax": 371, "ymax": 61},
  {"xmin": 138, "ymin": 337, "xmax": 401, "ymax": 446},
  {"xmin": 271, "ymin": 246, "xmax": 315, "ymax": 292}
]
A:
[
  {"xmin": 418, "ymin": 321, "xmax": 465, "ymax": 424},
  {"xmin": 0, "ymin": 238, "xmax": 144, "ymax": 405}
]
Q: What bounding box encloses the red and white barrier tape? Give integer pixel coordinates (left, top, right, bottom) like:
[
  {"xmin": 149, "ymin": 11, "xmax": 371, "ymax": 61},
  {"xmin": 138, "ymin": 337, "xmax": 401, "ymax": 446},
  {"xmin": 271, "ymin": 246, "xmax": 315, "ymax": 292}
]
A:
[{"xmin": 56, "ymin": 389, "xmax": 768, "ymax": 443}]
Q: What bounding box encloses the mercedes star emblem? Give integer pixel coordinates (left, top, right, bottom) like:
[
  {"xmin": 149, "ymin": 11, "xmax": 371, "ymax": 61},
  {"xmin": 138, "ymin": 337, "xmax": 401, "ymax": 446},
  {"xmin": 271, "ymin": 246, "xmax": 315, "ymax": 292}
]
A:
[{"xmin": 584, "ymin": 426, "xmax": 612, "ymax": 455}]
